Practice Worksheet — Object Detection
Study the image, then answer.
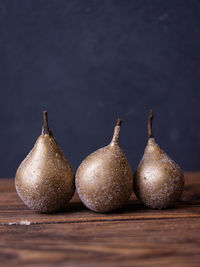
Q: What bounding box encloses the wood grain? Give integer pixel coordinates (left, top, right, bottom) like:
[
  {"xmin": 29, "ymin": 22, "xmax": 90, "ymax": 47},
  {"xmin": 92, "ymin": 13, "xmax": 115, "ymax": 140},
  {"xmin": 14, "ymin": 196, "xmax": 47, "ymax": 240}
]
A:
[{"xmin": 0, "ymin": 172, "xmax": 200, "ymax": 266}]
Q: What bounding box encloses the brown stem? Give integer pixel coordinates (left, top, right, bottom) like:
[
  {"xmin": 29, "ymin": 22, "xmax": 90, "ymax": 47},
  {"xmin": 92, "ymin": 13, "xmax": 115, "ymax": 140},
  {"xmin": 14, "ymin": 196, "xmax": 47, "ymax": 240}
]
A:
[
  {"xmin": 111, "ymin": 117, "xmax": 122, "ymax": 144},
  {"xmin": 148, "ymin": 109, "xmax": 153, "ymax": 139},
  {"xmin": 116, "ymin": 118, "xmax": 122, "ymax": 126},
  {"xmin": 42, "ymin": 111, "xmax": 50, "ymax": 135}
]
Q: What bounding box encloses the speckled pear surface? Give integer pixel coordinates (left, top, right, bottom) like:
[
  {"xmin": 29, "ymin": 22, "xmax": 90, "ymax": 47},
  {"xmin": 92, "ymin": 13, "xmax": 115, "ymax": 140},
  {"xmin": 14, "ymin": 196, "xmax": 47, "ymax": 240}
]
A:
[
  {"xmin": 75, "ymin": 119, "xmax": 133, "ymax": 213},
  {"xmin": 15, "ymin": 111, "xmax": 75, "ymax": 213},
  {"xmin": 134, "ymin": 110, "xmax": 184, "ymax": 209}
]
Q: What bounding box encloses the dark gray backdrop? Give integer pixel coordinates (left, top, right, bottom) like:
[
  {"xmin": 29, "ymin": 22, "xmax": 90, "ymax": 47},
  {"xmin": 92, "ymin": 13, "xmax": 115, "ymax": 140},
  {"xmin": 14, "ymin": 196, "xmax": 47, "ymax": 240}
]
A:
[{"xmin": 0, "ymin": 0, "xmax": 200, "ymax": 177}]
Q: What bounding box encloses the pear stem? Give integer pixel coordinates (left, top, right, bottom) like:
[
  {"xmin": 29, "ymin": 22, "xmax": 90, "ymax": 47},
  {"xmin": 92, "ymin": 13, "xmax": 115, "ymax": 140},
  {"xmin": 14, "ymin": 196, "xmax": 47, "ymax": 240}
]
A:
[
  {"xmin": 42, "ymin": 111, "xmax": 50, "ymax": 135},
  {"xmin": 111, "ymin": 118, "xmax": 122, "ymax": 144},
  {"xmin": 148, "ymin": 109, "xmax": 153, "ymax": 139}
]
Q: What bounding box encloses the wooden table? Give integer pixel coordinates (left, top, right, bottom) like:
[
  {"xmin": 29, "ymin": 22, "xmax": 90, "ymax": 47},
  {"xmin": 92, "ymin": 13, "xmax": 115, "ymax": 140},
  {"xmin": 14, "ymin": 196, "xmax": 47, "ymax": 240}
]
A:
[{"xmin": 0, "ymin": 172, "xmax": 200, "ymax": 266}]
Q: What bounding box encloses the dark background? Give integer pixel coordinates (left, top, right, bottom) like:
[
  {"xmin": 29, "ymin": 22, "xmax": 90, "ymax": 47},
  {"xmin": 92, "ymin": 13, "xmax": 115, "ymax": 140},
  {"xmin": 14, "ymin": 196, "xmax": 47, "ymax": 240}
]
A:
[{"xmin": 0, "ymin": 0, "xmax": 200, "ymax": 177}]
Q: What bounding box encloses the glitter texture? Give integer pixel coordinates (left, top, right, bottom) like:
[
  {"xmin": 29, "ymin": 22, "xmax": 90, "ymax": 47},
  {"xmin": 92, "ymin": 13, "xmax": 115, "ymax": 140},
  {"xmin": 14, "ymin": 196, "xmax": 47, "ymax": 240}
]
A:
[
  {"xmin": 134, "ymin": 138, "xmax": 184, "ymax": 209},
  {"xmin": 15, "ymin": 134, "xmax": 75, "ymax": 213},
  {"xmin": 76, "ymin": 124, "xmax": 133, "ymax": 213}
]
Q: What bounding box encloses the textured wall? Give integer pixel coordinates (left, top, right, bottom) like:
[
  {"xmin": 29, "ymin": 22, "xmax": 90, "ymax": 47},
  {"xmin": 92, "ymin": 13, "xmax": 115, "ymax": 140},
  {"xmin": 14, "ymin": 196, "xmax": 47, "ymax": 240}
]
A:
[{"xmin": 0, "ymin": 0, "xmax": 200, "ymax": 176}]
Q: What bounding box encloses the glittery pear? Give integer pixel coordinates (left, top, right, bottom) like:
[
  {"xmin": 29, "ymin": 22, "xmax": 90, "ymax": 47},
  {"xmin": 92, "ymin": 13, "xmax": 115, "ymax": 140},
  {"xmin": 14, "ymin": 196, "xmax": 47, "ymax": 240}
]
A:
[
  {"xmin": 76, "ymin": 118, "xmax": 133, "ymax": 213},
  {"xmin": 15, "ymin": 111, "xmax": 75, "ymax": 213},
  {"xmin": 134, "ymin": 110, "xmax": 184, "ymax": 209}
]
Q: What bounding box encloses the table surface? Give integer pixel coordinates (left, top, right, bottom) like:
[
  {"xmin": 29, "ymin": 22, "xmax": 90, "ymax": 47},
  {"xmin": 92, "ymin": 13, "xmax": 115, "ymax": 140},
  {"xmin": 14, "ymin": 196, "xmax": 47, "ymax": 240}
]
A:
[{"xmin": 0, "ymin": 172, "xmax": 200, "ymax": 266}]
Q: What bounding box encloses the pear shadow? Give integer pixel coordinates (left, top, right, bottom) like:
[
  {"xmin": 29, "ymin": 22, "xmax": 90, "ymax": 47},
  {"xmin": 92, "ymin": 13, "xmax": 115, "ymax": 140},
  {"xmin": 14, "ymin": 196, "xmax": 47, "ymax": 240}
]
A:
[
  {"xmin": 62, "ymin": 201, "xmax": 88, "ymax": 213},
  {"xmin": 36, "ymin": 199, "xmax": 197, "ymax": 215},
  {"xmin": 105, "ymin": 199, "xmax": 191, "ymax": 215}
]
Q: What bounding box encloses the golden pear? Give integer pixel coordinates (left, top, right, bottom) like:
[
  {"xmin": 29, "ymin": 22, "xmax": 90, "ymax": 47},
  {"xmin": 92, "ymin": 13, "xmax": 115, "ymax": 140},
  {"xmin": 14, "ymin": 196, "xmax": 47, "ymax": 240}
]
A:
[
  {"xmin": 134, "ymin": 110, "xmax": 184, "ymax": 209},
  {"xmin": 76, "ymin": 119, "xmax": 133, "ymax": 213},
  {"xmin": 15, "ymin": 111, "xmax": 75, "ymax": 212}
]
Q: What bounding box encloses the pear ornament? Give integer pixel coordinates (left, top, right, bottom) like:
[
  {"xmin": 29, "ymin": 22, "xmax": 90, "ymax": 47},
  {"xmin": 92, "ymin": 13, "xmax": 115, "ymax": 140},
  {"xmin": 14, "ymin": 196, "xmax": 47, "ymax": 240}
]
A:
[
  {"xmin": 134, "ymin": 110, "xmax": 184, "ymax": 209},
  {"xmin": 76, "ymin": 119, "xmax": 133, "ymax": 213},
  {"xmin": 15, "ymin": 111, "xmax": 75, "ymax": 213}
]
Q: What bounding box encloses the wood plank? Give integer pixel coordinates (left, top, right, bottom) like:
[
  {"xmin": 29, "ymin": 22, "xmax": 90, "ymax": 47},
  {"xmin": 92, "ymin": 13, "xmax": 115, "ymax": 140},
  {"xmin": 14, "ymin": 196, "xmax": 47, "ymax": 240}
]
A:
[
  {"xmin": 0, "ymin": 219, "xmax": 200, "ymax": 266},
  {"xmin": 0, "ymin": 172, "xmax": 199, "ymax": 266}
]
